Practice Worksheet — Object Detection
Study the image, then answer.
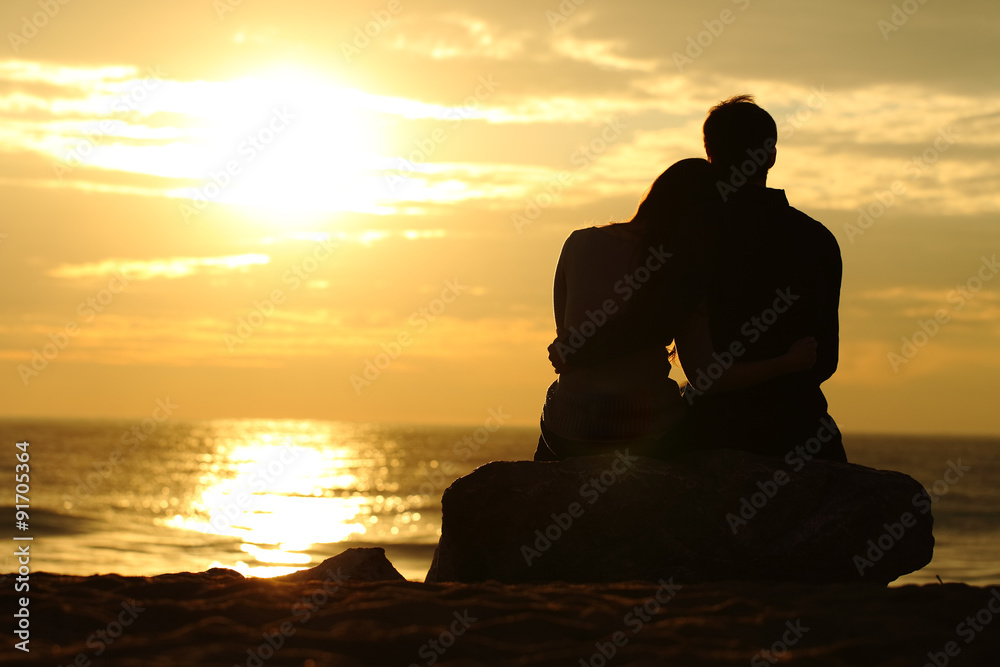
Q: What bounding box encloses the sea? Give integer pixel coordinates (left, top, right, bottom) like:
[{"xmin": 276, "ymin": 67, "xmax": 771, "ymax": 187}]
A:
[{"xmin": 2, "ymin": 419, "xmax": 998, "ymax": 586}]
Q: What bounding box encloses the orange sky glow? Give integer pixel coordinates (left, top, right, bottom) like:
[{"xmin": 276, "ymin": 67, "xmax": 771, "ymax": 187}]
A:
[{"xmin": 1, "ymin": 0, "xmax": 998, "ymax": 435}]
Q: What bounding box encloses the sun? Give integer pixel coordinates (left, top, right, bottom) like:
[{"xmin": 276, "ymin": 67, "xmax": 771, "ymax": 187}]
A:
[
  {"xmin": 42, "ymin": 62, "xmax": 433, "ymax": 220},
  {"xmin": 54, "ymin": 63, "xmax": 391, "ymax": 218},
  {"xmin": 181, "ymin": 65, "xmax": 391, "ymax": 216}
]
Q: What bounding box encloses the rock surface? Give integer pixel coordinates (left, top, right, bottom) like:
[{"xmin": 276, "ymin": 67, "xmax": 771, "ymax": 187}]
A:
[
  {"xmin": 426, "ymin": 449, "xmax": 934, "ymax": 585},
  {"xmin": 277, "ymin": 547, "xmax": 405, "ymax": 583}
]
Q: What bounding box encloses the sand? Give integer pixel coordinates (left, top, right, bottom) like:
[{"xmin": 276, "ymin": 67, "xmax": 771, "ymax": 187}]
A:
[{"xmin": 6, "ymin": 569, "xmax": 1000, "ymax": 666}]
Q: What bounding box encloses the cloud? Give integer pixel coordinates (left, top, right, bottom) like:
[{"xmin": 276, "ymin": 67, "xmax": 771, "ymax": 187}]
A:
[
  {"xmin": 388, "ymin": 12, "xmax": 530, "ymax": 61},
  {"xmin": 4, "ymin": 35, "xmax": 999, "ymax": 219},
  {"xmin": 48, "ymin": 254, "xmax": 271, "ymax": 281}
]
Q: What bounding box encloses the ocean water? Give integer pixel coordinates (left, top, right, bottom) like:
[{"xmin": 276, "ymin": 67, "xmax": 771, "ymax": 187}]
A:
[{"xmin": 1, "ymin": 419, "xmax": 998, "ymax": 585}]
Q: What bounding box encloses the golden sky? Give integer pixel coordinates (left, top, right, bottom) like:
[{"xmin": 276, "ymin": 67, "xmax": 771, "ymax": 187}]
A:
[{"xmin": 1, "ymin": 0, "xmax": 998, "ymax": 435}]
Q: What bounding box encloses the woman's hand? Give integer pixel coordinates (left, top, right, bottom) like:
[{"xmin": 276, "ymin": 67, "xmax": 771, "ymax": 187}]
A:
[
  {"xmin": 548, "ymin": 338, "xmax": 574, "ymax": 374},
  {"xmin": 783, "ymin": 336, "xmax": 818, "ymax": 372}
]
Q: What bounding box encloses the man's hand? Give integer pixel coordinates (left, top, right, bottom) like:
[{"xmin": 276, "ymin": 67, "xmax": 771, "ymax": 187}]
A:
[{"xmin": 783, "ymin": 336, "xmax": 818, "ymax": 373}]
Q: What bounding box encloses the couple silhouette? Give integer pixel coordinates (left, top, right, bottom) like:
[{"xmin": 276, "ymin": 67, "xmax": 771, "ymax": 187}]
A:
[{"xmin": 536, "ymin": 95, "xmax": 847, "ymax": 465}]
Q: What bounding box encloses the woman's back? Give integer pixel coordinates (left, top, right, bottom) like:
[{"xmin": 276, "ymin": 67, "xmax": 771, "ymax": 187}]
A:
[{"xmin": 546, "ymin": 223, "xmax": 686, "ymax": 443}]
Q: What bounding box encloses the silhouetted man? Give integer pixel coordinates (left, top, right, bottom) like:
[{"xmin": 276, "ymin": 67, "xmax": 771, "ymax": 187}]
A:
[{"xmin": 690, "ymin": 95, "xmax": 845, "ymax": 461}]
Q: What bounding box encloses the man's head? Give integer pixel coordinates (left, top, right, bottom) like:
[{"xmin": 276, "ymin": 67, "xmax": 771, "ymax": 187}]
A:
[{"xmin": 703, "ymin": 95, "xmax": 777, "ymax": 184}]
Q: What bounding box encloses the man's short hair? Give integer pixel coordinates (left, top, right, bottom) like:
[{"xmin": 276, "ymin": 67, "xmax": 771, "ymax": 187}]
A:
[{"xmin": 703, "ymin": 95, "xmax": 777, "ymax": 180}]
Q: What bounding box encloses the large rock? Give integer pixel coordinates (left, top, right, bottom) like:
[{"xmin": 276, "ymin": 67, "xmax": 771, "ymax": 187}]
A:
[
  {"xmin": 426, "ymin": 450, "xmax": 933, "ymax": 585},
  {"xmin": 277, "ymin": 547, "xmax": 405, "ymax": 583}
]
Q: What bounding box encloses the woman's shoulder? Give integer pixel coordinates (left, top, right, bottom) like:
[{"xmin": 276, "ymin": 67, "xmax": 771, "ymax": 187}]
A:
[
  {"xmin": 560, "ymin": 224, "xmax": 642, "ymax": 267},
  {"xmin": 568, "ymin": 222, "xmax": 642, "ymax": 244}
]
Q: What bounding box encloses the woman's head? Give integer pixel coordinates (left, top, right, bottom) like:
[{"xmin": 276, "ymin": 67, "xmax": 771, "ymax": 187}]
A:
[
  {"xmin": 632, "ymin": 158, "xmax": 718, "ymax": 225},
  {"xmin": 627, "ymin": 158, "xmax": 722, "ymax": 335}
]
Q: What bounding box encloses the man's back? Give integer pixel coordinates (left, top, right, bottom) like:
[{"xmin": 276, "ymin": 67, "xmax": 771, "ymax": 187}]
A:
[{"xmin": 691, "ymin": 185, "xmax": 847, "ymax": 461}]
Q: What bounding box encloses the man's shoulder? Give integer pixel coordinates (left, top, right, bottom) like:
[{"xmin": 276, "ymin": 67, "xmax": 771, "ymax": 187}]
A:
[
  {"xmin": 722, "ymin": 187, "xmax": 840, "ymax": 264},
  {"xmin": 726, "ymin": 188, "xmax": 836, "ymax": 235},
  {"xmin": 744, "ymin": 187, "xmax": 839, "ymax": 251},
  {"xmin": 784, "ymin": 202, "xmax": 841, "ymax": 253}
]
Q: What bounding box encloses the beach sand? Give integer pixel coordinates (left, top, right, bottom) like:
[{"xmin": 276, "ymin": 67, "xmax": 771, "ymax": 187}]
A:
[{"xmin": 6, "ymin": 567, "xmax": 1000, "ymax": 666}]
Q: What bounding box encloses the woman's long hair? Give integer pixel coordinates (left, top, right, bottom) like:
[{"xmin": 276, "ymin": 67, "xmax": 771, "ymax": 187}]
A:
[
  {"xmin": 630, "ymin": 157, "xmax": 719, "ymax": 242},
  {"xmin": 622, "ymin": 158, "xmax": 722, "ymax": 344}
]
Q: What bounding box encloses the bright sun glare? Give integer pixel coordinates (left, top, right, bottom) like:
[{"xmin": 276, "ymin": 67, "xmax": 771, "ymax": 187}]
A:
[
  {"xmin": 173, "ymin": 65, "xmax": 389, "ymax": 216},
  {"xmin": 51, "ymin": 63, "xmax": 399, "ymax": 219},
  {"xmin": 29, "ymin": 59, "xmax": 492, "ymax": 221}
]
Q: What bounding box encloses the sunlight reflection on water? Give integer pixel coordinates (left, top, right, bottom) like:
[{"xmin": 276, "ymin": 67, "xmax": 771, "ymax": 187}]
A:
[
  {"xmin": 162, "ymin": 419, "xmax": 417, "ymax": 577},
  {"xmin": 11, "ymin": 417, "xmax": 511, "ymax": 580}
]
